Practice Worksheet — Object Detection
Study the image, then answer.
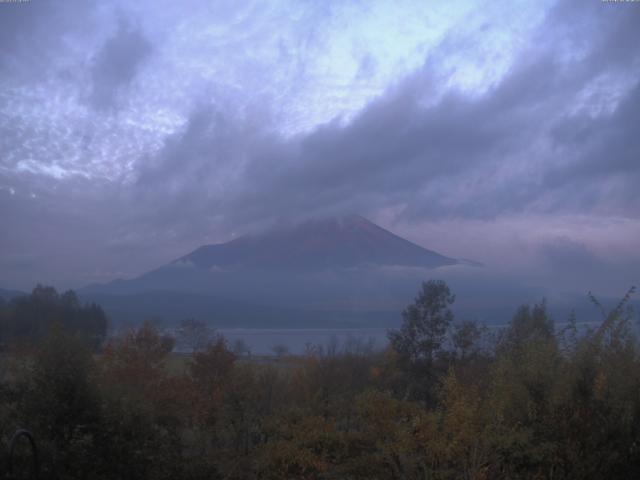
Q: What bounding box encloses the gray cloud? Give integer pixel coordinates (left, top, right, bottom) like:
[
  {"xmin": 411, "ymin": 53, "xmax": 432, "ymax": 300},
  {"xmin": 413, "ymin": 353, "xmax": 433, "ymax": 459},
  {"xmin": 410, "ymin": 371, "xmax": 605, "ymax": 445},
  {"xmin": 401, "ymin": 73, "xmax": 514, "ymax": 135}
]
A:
[
  {"xmin": 137, "ymin": 2, "xmax": 640, "ymax": 230},
  {"xmin": 539, "ymin": 236, "xmax": 602, "ymax": 273},
  {"xmin": 0, "ymin": 0, "xmax": 94, "ymax": 79},
  {"xmin": 0, "ymin": 0, "xmax": 639, "ymax": 291},
  {"xmin": 89, "ymin": 19, "xmax": 152, "ymax": 110}
]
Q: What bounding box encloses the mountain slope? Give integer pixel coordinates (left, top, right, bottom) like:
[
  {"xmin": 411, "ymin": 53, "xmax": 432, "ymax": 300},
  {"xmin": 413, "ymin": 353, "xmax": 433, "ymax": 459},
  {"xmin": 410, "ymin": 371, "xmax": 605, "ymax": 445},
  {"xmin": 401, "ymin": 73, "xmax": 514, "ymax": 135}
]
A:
[
  {"xmin": 179, "ymin": 214, "xmax": 458, "ymax": 270},
  {"xmin": 0, "ymin": 288, "xmax": 26, "ymax": 301}
]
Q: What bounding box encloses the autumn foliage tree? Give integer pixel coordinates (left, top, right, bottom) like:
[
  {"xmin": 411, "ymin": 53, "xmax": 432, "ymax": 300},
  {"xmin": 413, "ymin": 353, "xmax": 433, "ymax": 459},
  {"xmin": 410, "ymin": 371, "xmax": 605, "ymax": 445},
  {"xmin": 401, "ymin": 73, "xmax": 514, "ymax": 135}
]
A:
[
  {"xmin": 101, "ymin": 321, "xmax": 175, "ymax": 395},
  {"xmin": 0, "ymin": 282, "xmax": 638, "ymax": 479},
  {"xmin": 387, "ymin": 279, "xmax": 457, "ymax": 403}
]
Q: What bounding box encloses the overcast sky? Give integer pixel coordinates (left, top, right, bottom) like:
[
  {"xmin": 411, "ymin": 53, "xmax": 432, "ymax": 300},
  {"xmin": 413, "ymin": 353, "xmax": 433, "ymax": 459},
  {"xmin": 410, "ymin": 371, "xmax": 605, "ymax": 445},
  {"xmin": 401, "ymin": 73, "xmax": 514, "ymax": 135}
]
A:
[{"xmin": 0, "ymin": 0, "xmax": 639, "ymax": 295}]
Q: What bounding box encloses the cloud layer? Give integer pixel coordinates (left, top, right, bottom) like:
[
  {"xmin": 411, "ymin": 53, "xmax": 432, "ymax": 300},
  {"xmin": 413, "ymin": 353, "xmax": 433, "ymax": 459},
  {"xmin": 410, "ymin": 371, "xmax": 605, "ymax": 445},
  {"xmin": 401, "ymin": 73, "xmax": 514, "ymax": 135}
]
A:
[{"xmin": 0, "ymin": 0, "xmax": 638, "ymax": 293}]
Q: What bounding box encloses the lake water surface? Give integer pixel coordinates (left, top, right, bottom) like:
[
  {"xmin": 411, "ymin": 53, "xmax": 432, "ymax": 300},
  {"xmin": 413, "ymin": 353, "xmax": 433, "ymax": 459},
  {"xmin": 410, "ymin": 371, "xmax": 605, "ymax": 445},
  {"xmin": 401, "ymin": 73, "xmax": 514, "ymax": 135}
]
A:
[
  {"xmin": 217, "ymin": 328, "xmax": 389, "ymax": 355},
  {"xmin": 170, "ymin": 320, "xmax": 604, "ymax": 356}
]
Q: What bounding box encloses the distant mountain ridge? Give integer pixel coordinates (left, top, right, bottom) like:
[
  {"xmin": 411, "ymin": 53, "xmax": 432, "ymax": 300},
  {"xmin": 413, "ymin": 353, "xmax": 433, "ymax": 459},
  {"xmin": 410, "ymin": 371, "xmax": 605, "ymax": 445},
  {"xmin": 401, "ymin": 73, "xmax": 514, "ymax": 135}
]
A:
[
  {"xmin": 0, "ymin": 288, "xmax": 26, "ymax": 301},
  {"xmin": 178, "ymin": 214, "xmax": 458, "ymax": 270}
]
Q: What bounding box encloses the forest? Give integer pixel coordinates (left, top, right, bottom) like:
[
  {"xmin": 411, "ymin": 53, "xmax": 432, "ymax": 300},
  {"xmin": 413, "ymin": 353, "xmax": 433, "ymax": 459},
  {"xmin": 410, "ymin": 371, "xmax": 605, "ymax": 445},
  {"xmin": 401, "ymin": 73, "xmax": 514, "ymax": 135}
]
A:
[{"xmin": 0, "ymin": 281, "xmax": 638, "ymax": 479}]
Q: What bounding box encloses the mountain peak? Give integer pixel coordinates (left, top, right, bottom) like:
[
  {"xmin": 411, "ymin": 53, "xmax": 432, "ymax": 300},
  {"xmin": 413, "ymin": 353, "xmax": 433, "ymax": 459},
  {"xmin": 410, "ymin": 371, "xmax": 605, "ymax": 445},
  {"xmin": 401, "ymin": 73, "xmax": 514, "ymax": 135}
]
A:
[{"xmin": 181, "ymin": 215, "xmax": 459, "ymax": 270}]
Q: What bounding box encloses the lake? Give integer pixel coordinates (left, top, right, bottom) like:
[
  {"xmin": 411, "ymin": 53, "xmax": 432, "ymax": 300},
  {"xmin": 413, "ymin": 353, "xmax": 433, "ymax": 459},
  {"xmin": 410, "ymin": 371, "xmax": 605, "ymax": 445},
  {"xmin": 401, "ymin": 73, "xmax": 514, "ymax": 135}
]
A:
[
  {"xmin": 169, "ymin": 320, "xmax": 604, "ymax": 356},
  {"xmin": 216, "ymin": 328, "xmax": 390, "ymax": 356}
]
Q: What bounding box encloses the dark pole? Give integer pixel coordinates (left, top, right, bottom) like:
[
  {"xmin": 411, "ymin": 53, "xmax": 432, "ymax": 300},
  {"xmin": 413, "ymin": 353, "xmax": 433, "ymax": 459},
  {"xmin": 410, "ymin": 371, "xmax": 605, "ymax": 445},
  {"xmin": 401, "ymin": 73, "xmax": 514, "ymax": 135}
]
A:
[{"xmin": 7, "ymin": 429, "xmax": 38, "ymax": 480}]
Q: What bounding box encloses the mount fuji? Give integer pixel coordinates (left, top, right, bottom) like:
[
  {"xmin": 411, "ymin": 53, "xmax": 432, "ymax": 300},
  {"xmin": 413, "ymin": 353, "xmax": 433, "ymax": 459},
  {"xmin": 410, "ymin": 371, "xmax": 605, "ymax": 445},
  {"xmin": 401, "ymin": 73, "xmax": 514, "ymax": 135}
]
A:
[{"xmin": 80, "ymin": 215, "xmax": 475, "ymax": 326}]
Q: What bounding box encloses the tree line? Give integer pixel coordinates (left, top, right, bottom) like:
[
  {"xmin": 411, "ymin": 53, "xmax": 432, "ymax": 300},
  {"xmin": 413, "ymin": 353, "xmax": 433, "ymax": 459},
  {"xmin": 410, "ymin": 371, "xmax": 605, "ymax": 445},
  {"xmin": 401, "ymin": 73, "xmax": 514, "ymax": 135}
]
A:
[
  {"xmin": 0, "ymin": 281, "xmax": 638, "ymax": 479},
  {"xmin": 0, "ymin": 285, "xmax": 108, "ymax": 350}
]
